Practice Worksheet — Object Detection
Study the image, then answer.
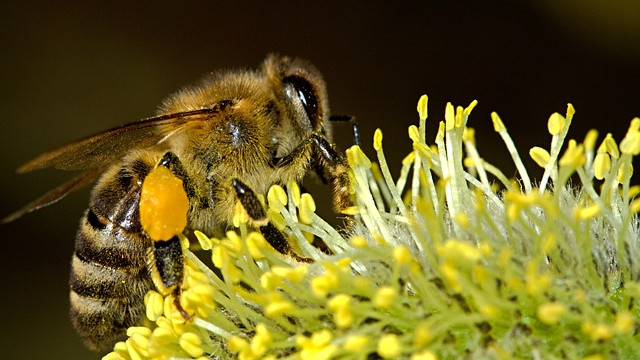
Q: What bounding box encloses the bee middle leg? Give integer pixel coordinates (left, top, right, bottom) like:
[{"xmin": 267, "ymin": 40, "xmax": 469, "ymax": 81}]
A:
[{"xmin": 232, "ymin": 179, "xmax": 311, "ymax": 262}]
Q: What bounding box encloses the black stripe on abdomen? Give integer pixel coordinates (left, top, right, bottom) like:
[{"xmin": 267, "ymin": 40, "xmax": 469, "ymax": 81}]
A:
[
  {"xmin": 75, "ymin": 209, "xmax": 149, "ymax": 271},
  {"xmin": 69, "ymin": 250, "xmax": 151, "ymax": 300}
]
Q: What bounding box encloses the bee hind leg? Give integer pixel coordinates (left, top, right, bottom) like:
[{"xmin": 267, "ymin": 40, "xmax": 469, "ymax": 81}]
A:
[
  {"xmin": 232, "ymin": 179, "xmax": 311, "ymax": 263},
  {"xmin": 143, "ymin": 152, "xmax": 195, "ymax": 320},
  {"xmin": 150, "ymin": 235, "xmax": 191, "ymax": 319}
]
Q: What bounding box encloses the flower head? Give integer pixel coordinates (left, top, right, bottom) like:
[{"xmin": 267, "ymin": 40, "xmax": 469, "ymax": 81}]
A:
[{"xmin": 104, "ymin": 96, "xmax": 640, "ymax": 360}]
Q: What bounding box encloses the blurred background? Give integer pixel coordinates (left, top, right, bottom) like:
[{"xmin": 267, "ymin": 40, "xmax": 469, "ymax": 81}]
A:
[{"xmin": 1, "ymin": 1, "xmax": 639, "ymax": 358}]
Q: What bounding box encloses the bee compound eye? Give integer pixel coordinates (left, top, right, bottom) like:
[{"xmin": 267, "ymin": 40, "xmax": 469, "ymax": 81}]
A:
[{"xmin": 283, "ymin": 75, "xmax": 319, "ymax": 129}]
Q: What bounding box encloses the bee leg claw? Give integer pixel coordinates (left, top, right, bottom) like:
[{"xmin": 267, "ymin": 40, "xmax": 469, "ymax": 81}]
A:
[{"xmin": 172, "ymin": 288, "xmax": 191, "ymax": 320}]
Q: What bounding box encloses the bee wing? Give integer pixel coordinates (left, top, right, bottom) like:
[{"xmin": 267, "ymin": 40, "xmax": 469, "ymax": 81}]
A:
[
  {"xmin": 17, "ymin": 108, "xmax": 219, "ymax": 173},
  {"xmin": 2, "ymin": 167, "xmax": 105, "ymax": 223}
]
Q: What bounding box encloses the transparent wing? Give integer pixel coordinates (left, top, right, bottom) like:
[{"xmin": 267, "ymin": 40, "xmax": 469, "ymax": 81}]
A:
[
  {"xmin": 2, "ymin": 168, "xmax": 104, "ymax": 223},
  {"xmin": 17, "ymin": 108, "xmax": 220, "ymax": 173},
  {"xmin": 5, "ymin": 104, "xmax": 228, "ymax": 222}
]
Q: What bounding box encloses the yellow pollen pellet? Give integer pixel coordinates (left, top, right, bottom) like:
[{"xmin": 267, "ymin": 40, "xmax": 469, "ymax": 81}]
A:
[{"xmin": 139, "ymin": 166, "xmax": 189, "ymax": 241}]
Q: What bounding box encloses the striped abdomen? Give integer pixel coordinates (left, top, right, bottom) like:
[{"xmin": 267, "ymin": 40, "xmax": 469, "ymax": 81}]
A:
[{"xmin": 69, "ymin": 163, "xmax": 154, "ymax": 350}]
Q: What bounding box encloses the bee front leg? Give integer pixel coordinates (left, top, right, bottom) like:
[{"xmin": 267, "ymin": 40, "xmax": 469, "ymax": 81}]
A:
[
  {"xmin": 308, "ymin": 135, "xmax": 352, "ymax": 213},
  {"xmin": 232, "ymin": 179, "xmax": 311, "ymax": 263},
  {"xmin": 329, "ymin": 114, "xmax": 360, "ymax": 146},
  {"xmin": 140, "ymin": 151, "xmax": 193, "ymax": 319},
  {"xmin": 271, "ymin": 134, "xmax": 352, "ymax": 213}
]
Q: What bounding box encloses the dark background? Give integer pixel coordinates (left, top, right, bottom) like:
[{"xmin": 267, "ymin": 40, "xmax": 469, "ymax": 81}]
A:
[{"xmin": 1, "ymin": 1, "xmax": 639, "ymax": 359}]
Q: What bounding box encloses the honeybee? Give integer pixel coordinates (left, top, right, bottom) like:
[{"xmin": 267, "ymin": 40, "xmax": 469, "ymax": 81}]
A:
[{"xmin": 5, "ymin": 55, "xmax": 352, "ymax": 350}]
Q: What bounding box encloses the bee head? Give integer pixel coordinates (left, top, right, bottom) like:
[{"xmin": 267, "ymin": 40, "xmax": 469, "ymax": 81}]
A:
[{"xmin": 264, "ymin": 55, "xmax": 332, "ymax": 140}]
